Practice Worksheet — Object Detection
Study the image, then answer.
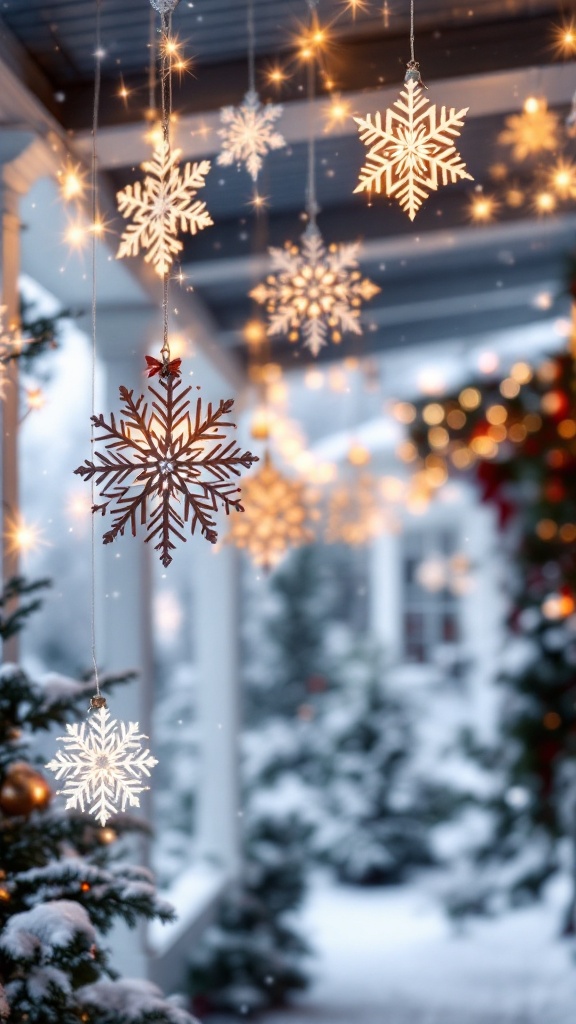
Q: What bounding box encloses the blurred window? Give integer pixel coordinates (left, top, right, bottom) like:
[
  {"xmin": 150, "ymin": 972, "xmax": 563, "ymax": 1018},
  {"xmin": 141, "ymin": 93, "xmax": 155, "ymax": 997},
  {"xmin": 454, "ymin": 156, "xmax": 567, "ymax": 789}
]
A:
[{"xmin": 401, "ymin": 527, "xmax": 461, "ymax": 664}]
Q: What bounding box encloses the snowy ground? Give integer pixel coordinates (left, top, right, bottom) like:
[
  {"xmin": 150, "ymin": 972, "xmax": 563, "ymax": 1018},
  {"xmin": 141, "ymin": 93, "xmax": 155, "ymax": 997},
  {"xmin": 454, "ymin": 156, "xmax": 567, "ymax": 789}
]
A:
[{"xmin": 256, "ymin": 877, "xmax": 576, "ymax": 1024}]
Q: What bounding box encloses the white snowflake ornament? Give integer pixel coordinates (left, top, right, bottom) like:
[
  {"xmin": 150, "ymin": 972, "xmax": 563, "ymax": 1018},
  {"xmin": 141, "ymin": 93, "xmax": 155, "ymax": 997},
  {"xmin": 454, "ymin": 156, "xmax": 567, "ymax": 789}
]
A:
[
  {"xmin": 249, "ymin": 223, "xmax": 380, "ymax": 357},
  {"xmin": 354, "ymin": 77, "xmax": 473, "ymax": 220},
  {"xmin": 46, "ymin": 706, "xmax": 158, "ymax": 827},
  {"xmin": 217, "ymin": 90, "xmax": 285, "ymax": 181},
  {"xmin": 117, "ymin": 140, "xmax": 213, "ymax": 277}
]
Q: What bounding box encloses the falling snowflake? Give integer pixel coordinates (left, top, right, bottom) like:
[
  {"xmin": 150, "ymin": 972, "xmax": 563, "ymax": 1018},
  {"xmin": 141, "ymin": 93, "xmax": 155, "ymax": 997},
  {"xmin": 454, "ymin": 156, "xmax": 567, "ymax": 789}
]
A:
[
  {"xmin": 498, "ymin": 99, "xmax": 560, "ymax": 162},
  {"xmin": 116, "ymin": 140, "xmax": 213, "ymax": 277},
  {"xmin": 249, "ymin": 223, "xmax": 380, "ymax": 357},
  {"xmin": 74, "ymin": 359, "xmax": 259, "ymax": 567},
  {"xmin": 354, "ymin": 79, "xmax": 473, "ymax": 220},
  {"xmin": 217, "ymin": 90, "xmax": 285, "ymax": 181},
  {"xmin": 226, "ymin": 451, "xmax": 316, "ymax": 570},
  {"xmin": 46, "ymin": 706, "xmax": 158, "ymax": 827}
]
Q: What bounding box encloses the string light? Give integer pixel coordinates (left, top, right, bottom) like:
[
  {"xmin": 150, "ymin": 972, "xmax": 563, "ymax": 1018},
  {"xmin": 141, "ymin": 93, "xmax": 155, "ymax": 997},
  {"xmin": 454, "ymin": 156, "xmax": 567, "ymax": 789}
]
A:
[
  {"xmin": 324, "ymin": 93, "xmax": 352, "ymax": 131},
  {"xmin": 25, "ymin": 387, "xmax": 45, "ymax": 411},
  {"xmin": 58, "ymin": 162, "xmax": 87, "ymax": 203},
  {"xmin": 4, "ymin": 516, "xmax": 43, "ymax": 556},
  {"xmin": 468, "ymin": 192, "xmax": 498, "ymax": 223},
  {"xmin": 551, "ymin": 20, "xmax": 576, "ymax": 56},
  {"xmin": 548, "ymin": 159, "xmax": 576, "ymax": 200},
  {"xmin": 533, "ymin": 190, "xmax": 556, "ymax": 215}
]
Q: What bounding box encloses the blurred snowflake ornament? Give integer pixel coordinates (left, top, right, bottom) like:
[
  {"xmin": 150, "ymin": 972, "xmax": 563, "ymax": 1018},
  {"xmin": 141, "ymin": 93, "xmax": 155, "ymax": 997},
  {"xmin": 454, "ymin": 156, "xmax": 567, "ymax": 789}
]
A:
[
  {"xmin": 217, "ymin": 90, "xmax": 285, "ymax": 181},
  {"xmin": 498, "ymin": 98, "xmax": 559, "ymax": 161},
  {"xmin": 74, "ymin": 357, "xmax": 259, "ymax": 567},
  {"xmin": 46, "ymin": 704, "xmax": 158, "ymax": 828},
  {"xmin": 117, "ymin": 140, "xmax": 213, "ymax": 277},
  {"xmin": 354, "ymin": 75, "xmax": 473, "ymax": 220},
  {"xmin": 226, "ymin": 450, "xmax": 316, "ymax": 569},
  {"xmin": 249, "ymin": 223, "xmax": 379, "ymax": 357},
  {"xmin": 326, "ymin": 465, "xmax": 396, "ymax": 546}
]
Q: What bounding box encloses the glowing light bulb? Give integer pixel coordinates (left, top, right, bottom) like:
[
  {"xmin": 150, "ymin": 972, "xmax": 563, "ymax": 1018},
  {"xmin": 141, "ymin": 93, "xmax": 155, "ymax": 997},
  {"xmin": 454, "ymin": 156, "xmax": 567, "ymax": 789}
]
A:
[
  {"xmin": 4, "ymin": 516, "xmax": 43, "ymax": 555},
  {"xmin": 59, "ymin": 163, "xmax": 86, "ymax": 203},
  {"xmin": 534, "ymin": 190, "xmax": 556, "ymax": 214},
  {"xmin": 469, "ymin": 193, "xmax": 498, "ymax": 223},
  {"xmin": 64, "ymin": 223, "xmax": 88, "ymax": 249},
  {"xmin": 26, "ymin": 387, "xmax": 45, "ymax": 411},
  {"xmin": 523, "ymin": 96, "xmax": 540, "ymax": 114}
]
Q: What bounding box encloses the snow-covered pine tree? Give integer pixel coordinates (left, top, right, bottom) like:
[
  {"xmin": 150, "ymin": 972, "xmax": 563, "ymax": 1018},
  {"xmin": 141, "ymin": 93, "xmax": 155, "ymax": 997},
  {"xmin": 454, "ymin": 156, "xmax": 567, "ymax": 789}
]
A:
[
  {"xmin": 0, "ymin": 577, "xmax": 199, "ymax": 1024},
  {"xmin": 312, "ymin": 642, "xmax": 460, "ymax": 885}
]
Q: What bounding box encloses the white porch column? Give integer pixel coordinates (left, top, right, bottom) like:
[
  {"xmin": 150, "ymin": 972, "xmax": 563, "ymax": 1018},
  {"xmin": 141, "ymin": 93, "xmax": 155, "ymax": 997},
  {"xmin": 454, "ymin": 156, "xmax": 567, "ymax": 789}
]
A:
[
  {"xmin": 369, "ymin": 530, "xmax": 403, "ymax": 663},
  {"xmin": 0, "ymin": 131, "xmax": 45, "ymax": 663},
  {"xmin": 193, "ymin": 540, "xmax": 241, "ymax": 875},
  {"xmin": 90, "ymin": 306, "xmax": 157, "ymax": 979}
]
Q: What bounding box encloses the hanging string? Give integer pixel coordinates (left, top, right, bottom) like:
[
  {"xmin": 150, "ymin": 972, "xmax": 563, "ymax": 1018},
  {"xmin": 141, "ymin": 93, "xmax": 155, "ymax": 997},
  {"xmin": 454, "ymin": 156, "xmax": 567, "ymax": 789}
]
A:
[
  {"xmin": 247, "ymin": 0, "xmax": 256, "ymax": 95},
  {"xmin": 90, "ymin": 0, "xmax": 103, "ymax": 702},
  {"xmin": 409, "ymin": 0, "xmax": 415, "ymax": 66},
  {"xmin": 305, "ymin": 0, "xmax": 319, "ymax": 227},
  {"xmin": 159, "ymin": 10, "xmax": 171, "ymax": 365},
  {"xmin": 148, "ymin": 6, "xmax": 157, "ymax": 117}
]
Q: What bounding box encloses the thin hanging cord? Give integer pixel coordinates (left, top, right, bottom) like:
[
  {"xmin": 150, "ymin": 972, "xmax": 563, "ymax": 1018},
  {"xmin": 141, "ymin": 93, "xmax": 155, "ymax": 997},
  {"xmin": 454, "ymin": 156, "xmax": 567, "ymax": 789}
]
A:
[
  {"xmin": 148, "ymin": 7, "xmax": 157, "ymax": 116},
  {"xmin": 90, "ymin": 0, "xmax": 103, "ymax": 698},
  {"xmin": 247, "ymin": 0, "xmax": 256, "ymax": 95},
  {"xmin": 305, "ymin": 0, "xmax": 319, "ymax": 226},
  {"xmin": 409, "ymin": 0, "xmax": 415, "ymax": 65},
  {"xmin": 159, "ymin": 10, "xmax": 171, "ymax": 364}
]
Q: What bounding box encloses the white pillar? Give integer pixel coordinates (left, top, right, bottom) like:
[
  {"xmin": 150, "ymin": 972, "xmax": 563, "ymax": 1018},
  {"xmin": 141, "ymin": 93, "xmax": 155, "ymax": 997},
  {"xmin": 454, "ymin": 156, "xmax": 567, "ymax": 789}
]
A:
[
  {"xmin": 91, "ymin": 307, "xmax": 157, "ymax": 978},
  {"xmin": 369, "ymin": 530, "xmax": 403, "ymax": 663},
  {"xmin": 194, "ymin": 541, "xmax": 241, "ymax": 874}
]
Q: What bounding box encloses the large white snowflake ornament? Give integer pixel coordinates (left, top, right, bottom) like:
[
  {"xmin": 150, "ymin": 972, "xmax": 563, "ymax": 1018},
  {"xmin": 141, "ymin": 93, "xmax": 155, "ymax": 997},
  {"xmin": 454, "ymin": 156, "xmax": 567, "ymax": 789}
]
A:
[
  {"xmin": 46, "ymin": 706, "xmax": 158, "ymax": 827},
  {"xmin": 354, "ymin": 78, "xmax": 473, "ymax": 220},
  {"xmin": 117, "ymin": 140, "xmax": 213, "ymax": 277},
  {"xmin": 217, "ymin": 90, "xmax": 285, "ymax": 181},
  {"xmin": 249, "ymin": 224, "xmax": 380, "ymax": 357}
]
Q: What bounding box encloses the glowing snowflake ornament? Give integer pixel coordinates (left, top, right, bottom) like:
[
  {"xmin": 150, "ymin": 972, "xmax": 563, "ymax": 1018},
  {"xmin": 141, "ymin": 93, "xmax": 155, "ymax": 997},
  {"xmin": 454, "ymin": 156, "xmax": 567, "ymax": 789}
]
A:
[
  {"xmin": 46, "ymin": 706, "xmax": 158, "ymax": 827},
  {"xmin": 217, "ymin": 90, "xmax": 285, "ymax": 181},
  {"xmin": 226, "ymin": 451, "xmax": 316, "ymax": 569},
  {"xmin": 74, "ymin": 358, "xmax": 258, "ymax": 567},
  {"xmin": 250, "ymin": 223, "xmax": 380, "ymax": 357},
  {"xmin": 498, "ymin": 98, "xmax": 560, "ymax": 162},
  {"xmin": 354, "ymin": 76, "xmax": 473, "ymax": 220},
  {"xmin": 116, "ymin": 140, "xmax": 213, "ymax": 277}
]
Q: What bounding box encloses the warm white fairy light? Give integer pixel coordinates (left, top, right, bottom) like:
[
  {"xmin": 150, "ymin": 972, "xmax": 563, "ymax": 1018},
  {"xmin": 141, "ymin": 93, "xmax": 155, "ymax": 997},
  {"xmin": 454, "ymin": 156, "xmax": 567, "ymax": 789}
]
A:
[{"xmin": 46, "ymin": 706, "xmax": 158, "ymax": 828}]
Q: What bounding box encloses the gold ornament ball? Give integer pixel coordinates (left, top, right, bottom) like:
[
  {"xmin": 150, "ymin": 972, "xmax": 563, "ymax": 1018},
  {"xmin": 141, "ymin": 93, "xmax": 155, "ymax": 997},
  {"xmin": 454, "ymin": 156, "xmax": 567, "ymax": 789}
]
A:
[{"xmin": 0, "ymin": 762, "xmax": 53, "ymax": 817}]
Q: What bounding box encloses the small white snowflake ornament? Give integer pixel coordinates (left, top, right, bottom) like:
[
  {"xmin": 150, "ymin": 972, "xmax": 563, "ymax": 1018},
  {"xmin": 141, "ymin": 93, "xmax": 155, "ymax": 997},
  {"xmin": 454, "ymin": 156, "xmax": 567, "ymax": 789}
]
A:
[
  {"xmin": 217, "ymin": 90, "xmax": 285, "ymax": 181},
  {"xmin": 46, "ymin": 705, "xmax": 158, "ymax": 827},
  {"xmin": 249, "ymin": 223, "xmax": 380, "ymax": 357},
  {"xmin": 354, "ymin": 74, "xmax": 473, "ymax": 220},
  {"xmin": 117, "ymin": 140, "xmax": 213, "ymax": 277}
]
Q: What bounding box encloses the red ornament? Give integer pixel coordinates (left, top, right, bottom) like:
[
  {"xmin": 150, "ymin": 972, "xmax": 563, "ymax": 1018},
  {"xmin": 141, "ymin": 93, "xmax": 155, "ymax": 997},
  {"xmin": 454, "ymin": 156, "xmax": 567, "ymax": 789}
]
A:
[{"xmin": 144, "ymin": 355, "xmax": 182, "ymax": 379}]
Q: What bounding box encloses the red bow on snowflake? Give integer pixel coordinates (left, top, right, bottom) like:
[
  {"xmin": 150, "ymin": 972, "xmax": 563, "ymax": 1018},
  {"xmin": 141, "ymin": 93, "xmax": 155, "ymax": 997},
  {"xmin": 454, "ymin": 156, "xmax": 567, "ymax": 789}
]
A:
[{"xmin": 145, "ymin": 355, "xmax": 182, "ymax": 379}]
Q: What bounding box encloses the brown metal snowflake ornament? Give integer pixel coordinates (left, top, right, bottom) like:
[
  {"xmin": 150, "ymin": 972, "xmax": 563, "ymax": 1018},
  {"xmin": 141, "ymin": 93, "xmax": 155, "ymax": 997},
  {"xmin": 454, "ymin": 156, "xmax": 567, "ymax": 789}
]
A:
[{"xmin": 75, "ymin": 357, "xmax": 258, "ymax": 566}]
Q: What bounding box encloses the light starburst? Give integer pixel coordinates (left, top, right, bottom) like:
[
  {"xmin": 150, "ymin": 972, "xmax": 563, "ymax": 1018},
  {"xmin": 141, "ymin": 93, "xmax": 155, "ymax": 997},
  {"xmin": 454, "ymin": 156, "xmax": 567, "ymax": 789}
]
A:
[
  {"xmin": 354, "ymin": 78, "xmax": 473, "ymax": 220},
  {"xmin": 46, "ymin": 707, "xmax": 158, "ymax": 827},
  {"xmin": 226, "ymin": 451, "xmax": 316, "ymax": 570},
  {"xmin": 249, "ymin": 224, "xmax": 380, "ymax": 357},
  {"xmin": 217, "ymin": 90, "xmax": 285, "ymax": 181},
  {"xmin": 116, "ymin": 140, "xmax": 213, "ymax": 277}
]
